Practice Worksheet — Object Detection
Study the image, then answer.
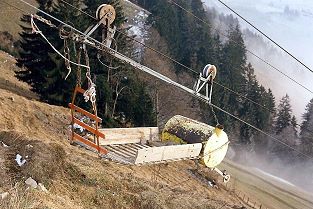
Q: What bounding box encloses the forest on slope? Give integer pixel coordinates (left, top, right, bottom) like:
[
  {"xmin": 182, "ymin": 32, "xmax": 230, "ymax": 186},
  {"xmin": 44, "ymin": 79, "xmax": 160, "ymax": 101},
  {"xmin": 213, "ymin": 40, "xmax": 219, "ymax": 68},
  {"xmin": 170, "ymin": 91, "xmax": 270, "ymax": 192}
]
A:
[{"xmin": 133, "ymin": 0, "xmax": 313, "ymax": 191}]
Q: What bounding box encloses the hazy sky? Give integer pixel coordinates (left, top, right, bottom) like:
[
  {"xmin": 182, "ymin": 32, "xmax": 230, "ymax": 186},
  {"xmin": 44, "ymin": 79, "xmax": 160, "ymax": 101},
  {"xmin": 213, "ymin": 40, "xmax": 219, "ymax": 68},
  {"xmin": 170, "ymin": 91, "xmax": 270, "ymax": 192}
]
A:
[{"xmin": 204, "ymin": 0, "xmax": 313, "ymax": 121}]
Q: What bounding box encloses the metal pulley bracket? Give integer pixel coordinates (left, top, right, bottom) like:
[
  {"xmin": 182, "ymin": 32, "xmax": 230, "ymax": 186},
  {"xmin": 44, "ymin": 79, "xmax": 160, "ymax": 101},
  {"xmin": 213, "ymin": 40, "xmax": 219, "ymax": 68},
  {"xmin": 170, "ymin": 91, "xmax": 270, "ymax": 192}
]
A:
[
  {"xmin": 84, "ymin": 4, "xmax": 117, "ymax": 48},
  {"xmin": 194, "ymin": 64, "xmax": 217, "ymax": 102},
  {"xmin": 96, "ymin": 4, "xmax": 116, "ymax": 24}
]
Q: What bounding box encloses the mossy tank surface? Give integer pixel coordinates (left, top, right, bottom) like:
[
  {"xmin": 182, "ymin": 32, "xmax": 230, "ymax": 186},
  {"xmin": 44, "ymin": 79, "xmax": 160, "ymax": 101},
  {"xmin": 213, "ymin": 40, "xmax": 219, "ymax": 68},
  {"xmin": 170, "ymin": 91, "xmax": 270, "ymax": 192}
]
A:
[{"xmin": 162, "ymin": 115, "xmax": 229, "ymax": 168}]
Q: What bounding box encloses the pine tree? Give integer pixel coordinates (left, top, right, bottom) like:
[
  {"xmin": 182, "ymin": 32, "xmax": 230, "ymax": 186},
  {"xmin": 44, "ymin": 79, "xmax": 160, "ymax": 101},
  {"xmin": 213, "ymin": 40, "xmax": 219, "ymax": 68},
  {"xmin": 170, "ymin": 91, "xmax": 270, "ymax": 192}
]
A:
[
  {"xmin": 300, "ymin": 98, "xmax": 313, "ymax": 154},
  {"xmin": 265, "ymin": 89, "xmax": 276, "ymax": 122},
  {"xmin": 271, "ymin": 94, "xmax": 298, "ymax": 162},
  {"xmin": 272, "ymin": 125, "xmax": 298, "ymax": 163},
  {"xmin": 118, "ymin": 81, "xmax": 156, "ymax": 127},
  {"xmin": 216, "ymin": 24, "xmax": 247, "ymax": 129},
  {"xmin": 275, "ymin": 94, "xmax": 292, "ymax": 134},
  {"xmin": 253, "ymin": 87, "xmax": 276, "ymax": 153},
  {"xmin": 16, "ymin": 0, "xmax": 83, "ymax": 105}
]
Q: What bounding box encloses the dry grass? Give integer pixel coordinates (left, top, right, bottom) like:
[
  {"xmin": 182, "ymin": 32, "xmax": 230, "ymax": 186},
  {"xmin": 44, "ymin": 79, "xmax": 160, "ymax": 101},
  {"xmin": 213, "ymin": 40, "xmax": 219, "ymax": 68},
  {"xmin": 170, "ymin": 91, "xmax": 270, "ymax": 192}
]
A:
[
  {"xmin": 0, "ymin": 51, "xmax": 37, "ymax": 100},
  {"xmin": 219, "ymin": 160, "xmax": 313, "ymax": 209},
  {"xmin": 0, "ymin": 0, "xmax": 37, "ymax": 39},
  {"xmin": 0, "ymin": 129, "xmax": 245, "ymax": 209},
  {"xmin": 0, "ymin": 185, "xmax": 34, "ymax": 209},
  {"xmin": 0, "ymin": 51, "xmax": 243, "ymax": 208}
]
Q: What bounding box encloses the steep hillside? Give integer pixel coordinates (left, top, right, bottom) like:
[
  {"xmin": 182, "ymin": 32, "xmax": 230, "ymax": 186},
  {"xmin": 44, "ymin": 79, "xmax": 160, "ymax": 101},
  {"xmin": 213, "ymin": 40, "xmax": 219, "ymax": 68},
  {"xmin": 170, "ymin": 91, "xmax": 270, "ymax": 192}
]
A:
[
  {"xmin": 1, "ymin": 32, "xmax": 313, "ymax": 209},
  {"xmin": 1, "ymin": 2, "xmax": 313, "ymax": 209},
  {"xmin": 0, "ymin": 51, "xmax": 247, "ymax": 209},
  {"xmin": 0, "ymin": 0, "xmax": 37, "ymax": 39}
]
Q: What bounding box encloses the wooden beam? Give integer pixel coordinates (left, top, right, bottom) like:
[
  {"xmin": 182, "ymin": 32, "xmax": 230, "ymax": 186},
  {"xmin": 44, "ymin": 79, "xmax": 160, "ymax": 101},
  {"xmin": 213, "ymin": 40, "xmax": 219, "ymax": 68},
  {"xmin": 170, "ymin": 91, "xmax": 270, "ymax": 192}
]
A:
[
  {"xmin": 73, "ymin": 133, "xmax": 108, "ymax": 154},
  {"xmin": 134, "ymin": 143, "xmax": 202, "ymax": 164},
  {"xmin": 73, "ymin": 118, "xmax": 105, "ymax": 139},
  {"xmin": 75, "ymin": 86, "xmax": 85, "ymax": 94},
  {"xmin": 98, "ymin": 127, "xmax": 159, "ymax": 145},
  {"xmin": 69, "ymin": 103, "xmax": 102, "ymax": 123},
  {"xmin": 105, "ymin": 145, "xmax": 135, "ymax": 159}
]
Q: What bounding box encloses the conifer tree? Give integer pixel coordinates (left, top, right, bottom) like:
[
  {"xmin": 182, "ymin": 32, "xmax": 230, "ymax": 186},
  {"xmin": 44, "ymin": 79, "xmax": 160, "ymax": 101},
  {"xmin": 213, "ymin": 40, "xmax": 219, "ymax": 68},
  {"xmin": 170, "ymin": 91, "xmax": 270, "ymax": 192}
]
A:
[
  {"xmin": 253, "ymin": 87, "xmax": 276, "ymax": 152},
  {"xmin": 16, "ymin": 0, "xmax": 83, "ymax": 105},
  {"xmin": 16, "ymin": 0, "xmax": 156, "ymax": 127},
  {"xmin": 275, "ymin": 94, "xmax": 292, "ymax": 134},
  {"xmin": 238, "ymin": 63, "xmax": 260, "ymax": 143},
  {"xmin": 300, "ymin": 98, "xmax": 313, "ymax": 154},
  {"xmin": 270, "ymin": 94, "xmax": 299, "ymax": 162},
  {"xmin": 217, "ymin": 24, "xmax": 247, "ymax": 128},
  {"xmin": 16, "ymin": 1, "xmax": 55, "ymax": 98}
]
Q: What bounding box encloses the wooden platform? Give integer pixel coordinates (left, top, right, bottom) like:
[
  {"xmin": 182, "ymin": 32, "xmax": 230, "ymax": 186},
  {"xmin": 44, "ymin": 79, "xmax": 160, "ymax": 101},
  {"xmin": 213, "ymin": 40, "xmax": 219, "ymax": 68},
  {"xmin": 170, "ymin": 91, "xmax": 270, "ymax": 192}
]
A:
[
  {"xmin": 99, "ymin": 127, "xmax": 159, "ymax": 145},
  {"xmin": 101, "ymin": 142, "xmax": 202, "ymax": 165},
  {"xmin": 74, "ymin": 126, "xmax": 203, "ymax": 165}
]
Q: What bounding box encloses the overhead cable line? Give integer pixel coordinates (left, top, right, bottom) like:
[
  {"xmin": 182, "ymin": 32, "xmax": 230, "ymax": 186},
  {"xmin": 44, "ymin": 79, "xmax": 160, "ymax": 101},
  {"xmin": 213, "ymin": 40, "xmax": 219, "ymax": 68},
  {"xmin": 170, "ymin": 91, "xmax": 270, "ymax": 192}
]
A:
[
  {"xmin": 246, "ymin": 50, "xmax": 313, "ymax": 94},
  {"xmin": 10, "ymin": 0, "xmax": 313, "ymax": 160},
  {"xmin": 51, "ymin": 0, "xmax": 313, "ymax": 117},
  {"xmin": 0, "ymin": 2, "xmax": 273, "ymax": 117},
  {"xmin": 167, "ymin": 0, "xmax": 313, "ymax": 134},
  {"xmin": 215, "ymin": 0, "xmax": 313, "ymax": 74},
  {"xmin": 60, "ymin": 0, "xmax": 96, "ymax": 20},
  {"xmin": 41, "ymin": 0, "xmax": 313, "ymax": 136},
  {"xmin": 168, "ymin": 0, "xmax": 313, "ymax": 94},
  {"xmin": 169, "ymin": 82, "xmax": 313, "ymax": 161},
  {"xmin": 60, "ymin": 0, "xmax": 199, "ymax": 75},
  {"xmin": 46, "ymin": 0, "xmax": 274, "ymax": 111},
  {"xmin": 0, "ymin": 1, "xmax": 298, "ymax": 118}
]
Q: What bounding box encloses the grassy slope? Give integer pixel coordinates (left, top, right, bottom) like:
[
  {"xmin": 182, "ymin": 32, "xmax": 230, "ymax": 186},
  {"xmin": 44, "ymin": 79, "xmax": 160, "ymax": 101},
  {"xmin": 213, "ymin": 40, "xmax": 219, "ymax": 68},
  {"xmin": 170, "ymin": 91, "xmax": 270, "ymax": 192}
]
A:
[
  {"xmin": 219, "ymin": 160, "xmax": 313, "ymax": 209},
  {"xmin": 0, "ymin": 0, "xmax": 142, "ymax": 39},
  {"xmin": 0, "ymin": 49, "xmax": 312, "ymax": 209},
  {"xmin": 0, "ymin": 0, "xmax": 37, "ymax": 38},
  {"xmin": 0, "ymin": 51, "xmax": 246, "ymax": 209}
]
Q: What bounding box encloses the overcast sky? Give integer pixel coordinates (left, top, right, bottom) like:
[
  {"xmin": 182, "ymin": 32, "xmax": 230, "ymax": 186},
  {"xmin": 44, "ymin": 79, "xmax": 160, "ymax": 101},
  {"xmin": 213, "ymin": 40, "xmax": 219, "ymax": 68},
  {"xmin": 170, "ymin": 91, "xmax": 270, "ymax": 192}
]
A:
[{"xmin": 204, "ymin": 0, "xmax": 313, "ymax": 121}]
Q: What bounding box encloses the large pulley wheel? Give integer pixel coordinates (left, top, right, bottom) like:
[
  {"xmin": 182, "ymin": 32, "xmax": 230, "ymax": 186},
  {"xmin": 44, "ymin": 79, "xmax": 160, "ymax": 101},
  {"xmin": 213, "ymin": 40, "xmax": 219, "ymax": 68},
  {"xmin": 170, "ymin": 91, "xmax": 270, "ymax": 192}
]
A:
[{"xmin": 96, "ymin": 4, "xmax": 116, "ymax": 25}]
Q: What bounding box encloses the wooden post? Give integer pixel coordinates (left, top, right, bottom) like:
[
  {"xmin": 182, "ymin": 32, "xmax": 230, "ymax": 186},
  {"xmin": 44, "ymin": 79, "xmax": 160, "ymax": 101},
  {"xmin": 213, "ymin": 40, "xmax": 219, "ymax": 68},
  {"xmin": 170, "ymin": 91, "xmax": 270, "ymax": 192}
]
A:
[{"xmin": 155, "ymin": 81, "xmax": 159, "ymax": 128}]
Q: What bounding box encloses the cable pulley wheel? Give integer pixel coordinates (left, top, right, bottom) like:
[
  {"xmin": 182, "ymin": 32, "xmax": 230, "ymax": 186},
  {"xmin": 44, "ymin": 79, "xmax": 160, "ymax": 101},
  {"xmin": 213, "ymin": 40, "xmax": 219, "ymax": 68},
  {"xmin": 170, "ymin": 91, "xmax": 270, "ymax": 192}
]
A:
[
  {"xmin": 96, "ymin": 4, "xmax": 116, "ymax": 25},
  {"xmin": 59, "ymin": 24, "xmax": 73, "ymax": 39}
]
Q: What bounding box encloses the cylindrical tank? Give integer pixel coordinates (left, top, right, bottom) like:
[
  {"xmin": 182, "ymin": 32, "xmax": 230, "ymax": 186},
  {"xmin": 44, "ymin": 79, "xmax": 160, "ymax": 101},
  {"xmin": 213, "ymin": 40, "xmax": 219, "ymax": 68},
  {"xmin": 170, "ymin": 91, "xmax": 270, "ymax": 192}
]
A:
[{"xmin": 162, "ymin": 115, "xmax": 229, "ymax": 168}]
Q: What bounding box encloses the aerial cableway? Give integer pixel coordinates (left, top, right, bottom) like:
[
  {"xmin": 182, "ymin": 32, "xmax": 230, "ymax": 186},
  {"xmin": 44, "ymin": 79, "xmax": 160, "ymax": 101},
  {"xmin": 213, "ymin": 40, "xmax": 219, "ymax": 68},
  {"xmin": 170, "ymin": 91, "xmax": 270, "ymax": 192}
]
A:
[
  {"xmin": 26, "ymin": 3, "xmax": 231, "ymax": 182},
  {"xmin": 15, "ymin": 1, "xmax": 313, "ymax": 184}
]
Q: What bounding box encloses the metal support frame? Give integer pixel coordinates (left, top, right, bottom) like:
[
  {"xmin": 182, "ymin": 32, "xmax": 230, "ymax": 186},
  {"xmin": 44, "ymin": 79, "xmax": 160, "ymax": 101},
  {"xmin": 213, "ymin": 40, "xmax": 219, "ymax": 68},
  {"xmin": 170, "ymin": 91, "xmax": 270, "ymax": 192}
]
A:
[
  {"xmin": 83, "ymin": 4, "xmax": 116, "ymax": 48},
  {"xmin": 194, "ymin": 72, "xmax": 214, "ymax": 103},
  {"xmin": 212, "ymin": 167, "xmax": 230, "ymax": 183}
]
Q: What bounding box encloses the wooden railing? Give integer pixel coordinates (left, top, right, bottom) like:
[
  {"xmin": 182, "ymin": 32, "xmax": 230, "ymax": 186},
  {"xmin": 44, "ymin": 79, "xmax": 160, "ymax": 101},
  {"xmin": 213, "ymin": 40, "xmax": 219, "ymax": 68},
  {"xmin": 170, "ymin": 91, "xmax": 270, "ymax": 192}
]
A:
[
  {"xmin": 69, "ymin": 86, "xmax": 107, "ymax": 155},
  {"xmin": 225, "ymin": 180, "xmax": 269, "ymax": 209}
]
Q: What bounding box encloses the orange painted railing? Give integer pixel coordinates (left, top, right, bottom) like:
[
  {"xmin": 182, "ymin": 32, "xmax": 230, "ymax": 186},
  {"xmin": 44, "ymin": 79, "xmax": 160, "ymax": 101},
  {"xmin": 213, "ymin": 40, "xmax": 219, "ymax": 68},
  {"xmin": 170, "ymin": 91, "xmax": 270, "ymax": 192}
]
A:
[{"xmin": 69, "ymin": 86, "xmax": 107, "ymax": 155}]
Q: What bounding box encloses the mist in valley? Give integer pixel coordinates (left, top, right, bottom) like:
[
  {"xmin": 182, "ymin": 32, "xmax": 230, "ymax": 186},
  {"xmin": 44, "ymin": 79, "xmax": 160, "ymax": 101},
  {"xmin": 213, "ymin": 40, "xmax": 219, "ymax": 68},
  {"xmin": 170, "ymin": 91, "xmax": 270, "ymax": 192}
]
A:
[
  {"xmin": 204, "ymin": 0, "xmax": 313, "ymax": 121},
  {"xmin": 227, "ymin": 144, "xmax": 313, "ymax": 194},
  {"xmin": 203, "ymin": 0, "xmax": 313, "ymax": 193}
]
